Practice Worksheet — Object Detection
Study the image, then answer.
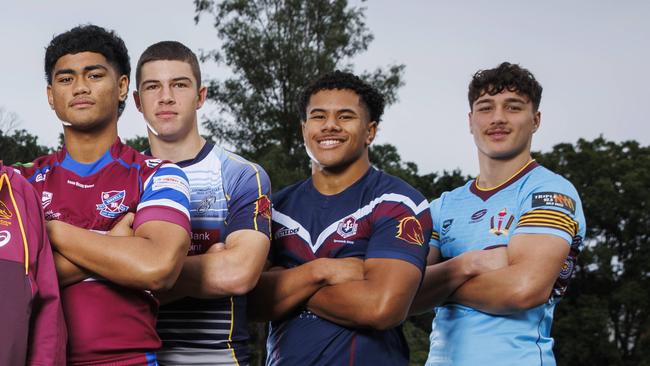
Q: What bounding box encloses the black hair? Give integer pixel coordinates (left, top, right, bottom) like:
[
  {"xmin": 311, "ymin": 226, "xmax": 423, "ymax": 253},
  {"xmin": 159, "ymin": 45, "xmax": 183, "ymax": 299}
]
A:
[
  {"xmin": 298, "ymin": 70, "xmax": 385, "ymax": 123},
  {"xmin": 136, "ymin": 41, "xmax": 201, "ymax": 89},
  {"xmin": 44, "ymin": 24, "xmax": 131, "ymax": 116},
  {"xmin": 468, "ymin": 62, "xmax": 542, "ymax": 111}
]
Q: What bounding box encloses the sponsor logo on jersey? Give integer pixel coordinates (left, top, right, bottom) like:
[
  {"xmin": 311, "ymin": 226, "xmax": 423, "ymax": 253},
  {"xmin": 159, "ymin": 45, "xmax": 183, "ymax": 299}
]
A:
[
  {"xmin": 441, "ymin": 219, "xmax": 454, "ymax": 235},
  {"xmin": 532, "ymin": 192, "xmax": 576, "ymax": 214},
  {"xmin": 489, "ymin": 208, "xmax": 515, "ymax": 236},
  {"xmin": 337, "ymin": 216, "xmax": 358, "ymax": 239},
  {"xmin": 275, "ymin": 226, "xmax": 300, "ymax": 239},
  {"xmin": 42, "ymin": 191, "xmax": 53, "ymax": 209},
  {"xmin": 197, "ymin": 195, "xmax": 217, "ymax": 216},
  {"xmin": 0, "ymin": 230, "xmax": 10, "ymax": 247},
  {"xmin": 396, "ymin": 216, "xmax": 424, "ymax": 245},
  {"xmin": 152, "ymin": 175, "xmax": 190, "ymax": 197},
  {"xmin": 255, "ymin": 195, "xmax": 272, "ymax": 220},
  {"xmin": 0, "ymin": 200, "xmax": 12, "ymax": 219},
  {"xmin": 469, "ymin": 208, "xmax": 488, "ymax": 223},
  {"xmin": 44, "ymin": 210, "xmax": 62, "ymax": 220},
  {"xmin": 96, "ymin": 190, "xmax": 129, "ymax": 218},
  {"xmin": 66, "ymin": 179, "xmax": 95, "ymax": 189},
  {"xmin": 145, "ymin": 159, "xmax": 163, "ymax": 168},
  {"xmin": 35, "ymin": 170, "xmax": 49, "ymax": 182},
  {"xmin": 558, "ymin": 259, "xmax": 574, "ymax": 280},
  {"xmin": 189, "ymin": 229, "xmax": 221, "ymax": 255}
]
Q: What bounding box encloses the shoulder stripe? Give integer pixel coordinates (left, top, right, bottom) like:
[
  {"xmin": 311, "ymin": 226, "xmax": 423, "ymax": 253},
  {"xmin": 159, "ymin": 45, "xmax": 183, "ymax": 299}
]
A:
[
  {"xmin": 517, "ymin": 209, "xmax": 578, "ymax": 237},
  {"xmin": 137, "ymin": 199, "xmax": 191, "ymax": 220},
  {"xmin": 431, "ymin": 231, "xmax": 440, "ymax": 241}
]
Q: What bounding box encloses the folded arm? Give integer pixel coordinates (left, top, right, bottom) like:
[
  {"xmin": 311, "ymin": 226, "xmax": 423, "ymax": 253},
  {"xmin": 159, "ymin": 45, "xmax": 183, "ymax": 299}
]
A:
[
  {"xmin": 450, "ymin": 233, "xmax": 569, "ymax": 315},
  {"xmin": 158, "ymin": 229, "xmax": 270, "ymax": 304},
  {"xmin": 307, "ymin": 258, "xmax": 422, "ymax": 330},
  {"xmin": 47, "ymin": 219, "xmax": 190, "ymax": 291}
]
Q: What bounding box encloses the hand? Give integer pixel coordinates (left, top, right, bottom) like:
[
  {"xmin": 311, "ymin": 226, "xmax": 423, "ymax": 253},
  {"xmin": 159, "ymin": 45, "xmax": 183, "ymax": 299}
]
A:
[
  {"xmin": 108, "ymin": 212, "xmax": 135, "ymax": 237},
  {"xmin": 316, "ymin": 257, "xmax": 365, "ymax": 286},
  {"xmin": 462, "ymin": 247, "xmax": 508, "ymax": 276}
]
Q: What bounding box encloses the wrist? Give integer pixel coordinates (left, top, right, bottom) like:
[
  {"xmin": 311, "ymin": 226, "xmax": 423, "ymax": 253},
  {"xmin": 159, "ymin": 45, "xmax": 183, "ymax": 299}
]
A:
[{"xmin": 308, "ymin": 258, "xmax": 330, "ymax": 286}]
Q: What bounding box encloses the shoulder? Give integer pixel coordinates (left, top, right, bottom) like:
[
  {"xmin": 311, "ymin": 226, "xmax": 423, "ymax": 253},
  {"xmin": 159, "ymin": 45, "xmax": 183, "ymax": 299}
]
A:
[
  {"xmin": 521, "ymin": 165, "xmax": 581, "ymax": 203},
  {"xmin": 272, "ymin": 178, "xmax": 309, "ymax": 207},
  {"xmin": 12, "ymin": 152, "xmax": 58, "ymax": 180}
]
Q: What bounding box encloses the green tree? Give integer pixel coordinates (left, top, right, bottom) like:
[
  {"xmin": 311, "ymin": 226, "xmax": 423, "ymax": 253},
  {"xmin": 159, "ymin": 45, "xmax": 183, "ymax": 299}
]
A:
[
  {"xmin": 193, "ymin": 0, "xmax": 404, "ymax": 190},
  {"xmin": 534, "ymin": 137, "xmax": 650, "ymax": 366},
  {"xmin": 123, "ymin": 135, "xmax": 150, "ymax": 153},
  {"xmin": 0, "ymin": 108, "xmax": 51, "ymax": 164}
]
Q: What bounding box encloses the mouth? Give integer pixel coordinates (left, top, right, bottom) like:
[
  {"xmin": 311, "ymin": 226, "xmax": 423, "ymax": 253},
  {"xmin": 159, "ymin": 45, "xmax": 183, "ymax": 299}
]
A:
[
  {"xmin": 155, "ymin": 111, "xmax": 178, "ymax": 119},
  {"xmin": 70, "ymin": 99, "xmax": 95, "ymax": 108},
  {"xmin": 486, "ymin": 129, "xmax": 510, "ymax": 140},
  {"xmin": 316, "ymin": 137, "xmax": 346, "ymax": 148}
]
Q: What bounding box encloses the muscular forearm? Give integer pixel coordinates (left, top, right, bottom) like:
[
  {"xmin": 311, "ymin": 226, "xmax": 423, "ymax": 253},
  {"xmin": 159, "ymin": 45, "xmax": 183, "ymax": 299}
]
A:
[
  {"xmin": 247, "ymin": 260, "xmax": 328, "ymax": 322},
  {"xmin": 53, "ymin": 252, "xmax": 91, "ymax": 287}
]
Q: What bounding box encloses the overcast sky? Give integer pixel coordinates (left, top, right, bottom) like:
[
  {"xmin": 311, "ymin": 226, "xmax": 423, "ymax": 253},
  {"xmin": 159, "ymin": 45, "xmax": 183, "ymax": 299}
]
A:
[{"xmin": 2, "ymin": 0, "xmax": 648, "ymax": 176}]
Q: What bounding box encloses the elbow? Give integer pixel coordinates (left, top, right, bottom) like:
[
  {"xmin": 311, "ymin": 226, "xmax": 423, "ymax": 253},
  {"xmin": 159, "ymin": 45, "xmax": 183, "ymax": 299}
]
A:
[
  {"xmin": 362, "ymin": 300, "xmax": 409, "ymax": 331},
  {"xmin": 507, "ymin": 283, "xmax": 549, "ymax": 311},
  {"xmin": 142, "ymin": 256, "xmax": 185, "ymax": 292},
  {"xmin": 205, "ymin": 270, "xmax": 260, "ymax": 297}
]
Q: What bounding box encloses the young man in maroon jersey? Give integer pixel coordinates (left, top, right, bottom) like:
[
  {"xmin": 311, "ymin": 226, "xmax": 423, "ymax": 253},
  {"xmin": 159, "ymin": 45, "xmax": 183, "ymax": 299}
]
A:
[{"xmin": 15, "ymin": 25, "xmax": 191, "ymax": 365}]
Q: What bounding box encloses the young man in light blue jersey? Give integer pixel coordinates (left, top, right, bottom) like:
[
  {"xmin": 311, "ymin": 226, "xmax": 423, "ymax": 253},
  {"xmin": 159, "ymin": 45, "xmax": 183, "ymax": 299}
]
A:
[
  {"xmin": 411, "ymin": 62, "xmax": 586, "ymax": 365},
  {"xmin": 132, "ymin": 41, "xmax": 271, "ymax": 366}
]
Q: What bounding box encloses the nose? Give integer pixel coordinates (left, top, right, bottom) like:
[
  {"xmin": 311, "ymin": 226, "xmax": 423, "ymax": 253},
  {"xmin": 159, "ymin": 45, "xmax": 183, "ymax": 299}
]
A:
[
  {"xmin": 491, "ymin": 105, "xmax": 507, "ymax": 125},
  {"xmin": 72, "ymin": 78, "xmax": 90, "ymax": 96},
  {"xmin": 158, "ymin": 85, "xmax": 175, "ymax": 105},
  {"xmin": 321, "ymin": 114, "xmax": 342, "ymax": 132}
]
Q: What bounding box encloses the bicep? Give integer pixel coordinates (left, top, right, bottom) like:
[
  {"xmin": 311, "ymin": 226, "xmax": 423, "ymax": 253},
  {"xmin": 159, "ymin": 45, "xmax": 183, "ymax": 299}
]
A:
[
  {"xmin": 224, "ymin": 229, "xmax": 270, "ymax": 261},
  {"xmin": 365, "ymin": 258, "xmax": 423, "ymax": 300},
  {"xmin": 508, "ymin": 233, "xmax": 570, "ymax": 286},
  {"xmin": 135, "ymin": 220, "xmax": 189, "ymax": 248}
]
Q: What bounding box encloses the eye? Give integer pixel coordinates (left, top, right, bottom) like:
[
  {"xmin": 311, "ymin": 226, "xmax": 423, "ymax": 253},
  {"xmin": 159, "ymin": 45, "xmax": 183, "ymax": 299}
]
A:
[
  {"xmin": 477, "ymin": 105, "xmax": 492, "ymax": 112},
  {"xmin": 144, "ymin": 84, "xmax": 159, "ymax": 91},
  {"xmin": 88, "ymin": 72, "xmax": 105, "ymax": 80},
  {"xmin": 56, "ymin": 76, "xmax": 73, "ymax": 84},
  {"xmin": 339, "ymin": 114, "xmax": 355, "ymax": 120},
  {"xmin": 309, "ymin": 114, "xmax": 326, "ymax": 120},
  {"xmin": 173, "ymin": 82, "xmax": 189, "ymax": 88},
  {"xmin": 507, "ymin": 104, "xmax": 523, "ymax": 111}
]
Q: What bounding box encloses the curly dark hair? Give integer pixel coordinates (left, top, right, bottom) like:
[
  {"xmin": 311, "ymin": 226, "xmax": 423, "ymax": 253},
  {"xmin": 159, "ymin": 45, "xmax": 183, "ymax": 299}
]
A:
[
  {"xmin": 298, "ymin": 70, "xmax": 385, "ymax": 123},
  {"xmin": 44, "ymin": 24, "xmax": 131, "ymax": 116},
  {"xmin": 468, "ymin": 62, "xmax": 542, "ymax": 111}
]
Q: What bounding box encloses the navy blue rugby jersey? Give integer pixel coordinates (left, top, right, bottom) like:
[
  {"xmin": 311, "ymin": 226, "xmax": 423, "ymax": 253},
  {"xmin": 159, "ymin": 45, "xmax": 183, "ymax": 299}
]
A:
[{"xmin": 267, "ymin": 167, "xmax": 432, "ymax": 366}]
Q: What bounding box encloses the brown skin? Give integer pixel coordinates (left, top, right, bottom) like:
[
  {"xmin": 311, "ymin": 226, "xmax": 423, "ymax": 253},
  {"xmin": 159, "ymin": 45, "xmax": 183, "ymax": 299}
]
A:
[
  {"xmin": 134, "ymin": 59, "xmax": 270, "ymax": 302},
  {"xmin": 249, "ymin": 89, "xmax": 423, "ymax": 330},
  {"xmin": 411, "ymin": 89, "xmax": 568, "ymax": 315},
  {"xmin": 45, "ymin": 51, "xmax": 190, "ymax": 290}
]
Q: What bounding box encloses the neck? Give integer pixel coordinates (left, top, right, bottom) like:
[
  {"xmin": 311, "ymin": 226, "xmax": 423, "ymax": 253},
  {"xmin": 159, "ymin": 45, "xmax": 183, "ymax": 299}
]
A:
[
  {"xmin": 148, "ymin": 127, "xmax": 206, "ymax": 163},
  {"xmin": 311, "ymin": 154, "xmax": 371, "ymax": 195},
  {"xmin": 63, "ymin": 124, "xmax": 117, "ymax": 163},
  {"xmin": 477, "ymin": 152, "xmax": 533, "ymax": 189}
]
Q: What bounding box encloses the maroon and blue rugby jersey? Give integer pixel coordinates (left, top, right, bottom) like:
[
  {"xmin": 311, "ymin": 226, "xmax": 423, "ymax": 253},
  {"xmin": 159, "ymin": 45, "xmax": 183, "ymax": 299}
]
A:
[
  {"xmin": 267, "ymin": 167, "xmax": 432, "ymax": 366},
  {"xmin": 0, "ymin": 162, "xmax": 66, "ymax": 365},
  {"xmin": 15, "ymin": 139, "xmax": 191, "ymax": 366}
]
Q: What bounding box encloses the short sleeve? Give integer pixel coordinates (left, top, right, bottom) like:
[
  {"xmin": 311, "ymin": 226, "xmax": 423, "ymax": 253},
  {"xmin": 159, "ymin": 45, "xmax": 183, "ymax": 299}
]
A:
[
  {"xmin": 514, "ymin": 177, "xmax": 586, "ymax": 245},
  {"xmin": 365, "ymin": 195, "xmax": 432, "ymax": 271},
  {"xmin": 222, "ymin": 160, "xmax": 272, "ymax": 238},
  {"xmin": 134, "ymin": 163, "xmax": 191, "ymax": 235},
  {"xmin": 428, "ymin": 195, "xmax": 444, "ymax": 249}
]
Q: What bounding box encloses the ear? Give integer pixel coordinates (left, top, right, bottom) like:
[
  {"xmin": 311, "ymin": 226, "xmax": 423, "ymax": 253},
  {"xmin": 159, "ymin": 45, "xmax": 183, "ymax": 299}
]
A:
[
  {"xmin": 468, "ymin": 112, "xmax": 474, "ymax": 135},
  {"xmin": 532, "ymin": 110, "xmax": 541, "ymax": 133},
  {"xmin": 133, "ymin": 90, "xmax": 142, "ymax": 112},
  {"xmin": 118, "ymin": 75, "xmax": 129, "ymax": 102},
  {"xmin": 47, "ymin": 85, "xmax": 54, "ymax": 110},
  {"xmin": 365, "ymin": 121, "xmax": 378, "ymax": 146},
  {"xmin": 196, "ymin": 85, "xmax": 208, "ymax": 109}
]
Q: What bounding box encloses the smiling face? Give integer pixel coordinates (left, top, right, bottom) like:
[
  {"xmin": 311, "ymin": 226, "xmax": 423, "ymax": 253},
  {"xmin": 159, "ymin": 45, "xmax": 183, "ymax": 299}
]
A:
[
  {"xmin": 47, "ymin": 51, "xmax": 128, "ymax": 131},
  {"xmin": 134, "ymin": 60, "xmax": 206, "ymax": 142},
  {"xmin": 469, "ymin": 89, "xmax": 540, "ymax": 162},
  {"xmin": 302, "ymin": 88, "xmax": 377, "ymax": 173}
]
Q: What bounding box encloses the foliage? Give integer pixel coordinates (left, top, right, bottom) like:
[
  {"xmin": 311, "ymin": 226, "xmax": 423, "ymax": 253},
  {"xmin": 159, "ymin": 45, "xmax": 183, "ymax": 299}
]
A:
[
  {"xmin": 0, "ymin": 129, "xmax": 51, "ymax": 164},
  {"xmin": 123, "ymin": 135, "xmax": 150, "ymax": 153},
  {"xmin": 193, "ymin": 0, "xmax": 404, "ymax": 190},
  {"xmin": 533, "ymin": 137, "xmax": 650, "ymax": 366}
]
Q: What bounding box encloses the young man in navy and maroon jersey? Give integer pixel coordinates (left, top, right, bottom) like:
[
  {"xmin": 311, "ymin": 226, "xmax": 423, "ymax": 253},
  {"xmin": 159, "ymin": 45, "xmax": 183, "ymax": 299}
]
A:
[
  {"xmin": 132, "ymin": 41, "xmax": 271, "ymax": 365},
  {"xmin": 248, "ymin": 71, "xmax": 432, "ymax": 365},
  {"xmin": 0, "ymin": 162, "xmax": 66, "ymax": 365},
  {"xmin": 15, "ymin": 25, "xmax": 191, "ymax": 365}
]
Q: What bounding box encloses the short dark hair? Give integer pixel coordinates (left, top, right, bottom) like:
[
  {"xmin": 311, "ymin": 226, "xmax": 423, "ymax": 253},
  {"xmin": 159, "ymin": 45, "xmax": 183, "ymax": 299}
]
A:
[
  {"xmin": 44, "ymin": 24, "xmax": 131, "ymax": 116},
  {"xmin": 298, "ymin": 70, "xmax": 385, "ymax": 123},
  {"xmin": 468, "ymin": 62, "xmax": 543, "ymax": 111},
  {"xmin": 136, "ymin": 41, "xmax": 201, "ymax": 89}
]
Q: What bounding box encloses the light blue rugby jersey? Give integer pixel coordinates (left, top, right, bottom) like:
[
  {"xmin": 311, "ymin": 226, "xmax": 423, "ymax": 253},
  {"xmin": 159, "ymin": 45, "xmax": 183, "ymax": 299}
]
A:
[{"xmin": 426, "ymin": 160, "xmax": 586, "ymax": 366}]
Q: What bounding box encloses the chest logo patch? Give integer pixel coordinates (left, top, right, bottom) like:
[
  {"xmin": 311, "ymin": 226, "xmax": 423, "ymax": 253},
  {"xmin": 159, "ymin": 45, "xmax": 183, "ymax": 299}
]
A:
[
  {"xmin": 0, "ymin": 230, "xmax": 10, "ymax": 247},
  {"xmin": 337, "ymin": 216, "xmax": 358, "ymax": 239},
  {"xmin": 441, "ymin": 219, "xmax": 454, "ymax": 235},
  {"xmin": 489, "ymin": 208, "xmax": 515, "ymax": 236},
  {"xmin": 42, "ymin": 191, "xmax": 53, "ymax": 209},
  {"xmin": 96, "ymin": 190, "xmax": 129, "ymax": 218},
  {"xmin": 396, "ymin": 216, "xmax": 424, "ymax": 245},
  {"xmin": 469, "ymin": 208, "xmax": 488, "ymax": 223}
]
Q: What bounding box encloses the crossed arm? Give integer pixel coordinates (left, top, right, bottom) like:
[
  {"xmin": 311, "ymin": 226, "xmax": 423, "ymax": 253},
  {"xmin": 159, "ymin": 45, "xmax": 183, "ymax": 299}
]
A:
[
  {"xmin": 411, "ymin": 233, "xmax": 569, "ymax": 315},
  {"xmin": 157, "ymin": 229, "xmax": 270, "ymax": 304},
  {"xmin": 47, "ymin": 214, "xmax": 190, "ymax": 291},
  {"xmin": 248, "ymin": 257, "xmax": 422, "ymax": 331}
]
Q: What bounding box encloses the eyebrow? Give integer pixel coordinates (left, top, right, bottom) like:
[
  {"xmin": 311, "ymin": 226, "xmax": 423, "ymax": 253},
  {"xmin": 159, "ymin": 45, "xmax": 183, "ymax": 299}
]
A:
[
  {"xmin": 308, "ymin": 108, "xmax": 358, "ymax": 114},
  {"xmin": 141, "ymin": 76, "xmax": 194, "ymax": 86},
  {"xmin": 53, "ymin": 64, "xmax": 108, "ymax": 77}
]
